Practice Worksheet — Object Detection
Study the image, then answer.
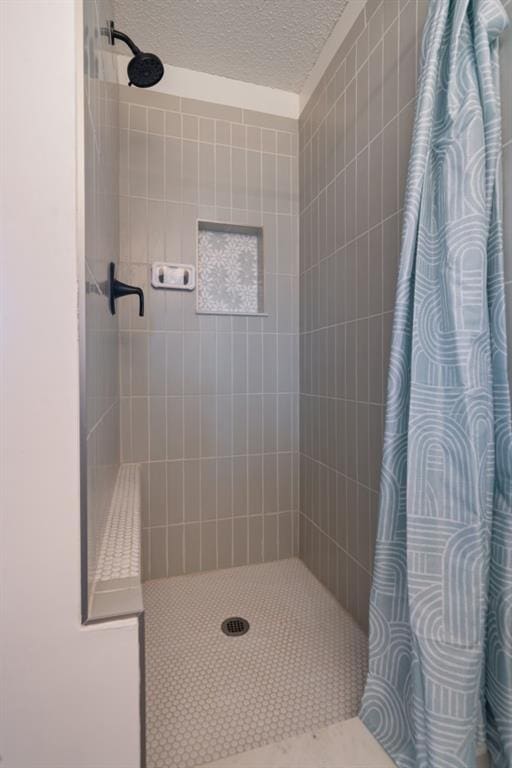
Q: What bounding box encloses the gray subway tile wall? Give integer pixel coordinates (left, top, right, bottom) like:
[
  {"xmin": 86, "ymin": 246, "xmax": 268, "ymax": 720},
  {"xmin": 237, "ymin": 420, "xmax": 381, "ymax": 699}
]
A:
[
  {"xmin": 502, "ymin": 2, "xmax": 512, "ymax": 405},
  {"xmin": 299, "ymin": 0, "xmax": 512, "ymax": 633},
  {"xmin": 299, "ymin": 0, "xmax": 429, "ymax": 632},
  {"xmin": 83, "ymin": 0, "xmax": 121, "ymax": 598},
  {"xmin": 117, "ymin": 85, "xmax": 300, "ymax": 580}
]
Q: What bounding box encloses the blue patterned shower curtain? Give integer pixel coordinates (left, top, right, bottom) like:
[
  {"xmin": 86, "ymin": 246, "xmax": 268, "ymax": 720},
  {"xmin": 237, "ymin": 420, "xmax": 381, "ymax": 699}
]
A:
[{"xmin": 360, "ymin": 1, "xmax": 511, "ymax": 766}]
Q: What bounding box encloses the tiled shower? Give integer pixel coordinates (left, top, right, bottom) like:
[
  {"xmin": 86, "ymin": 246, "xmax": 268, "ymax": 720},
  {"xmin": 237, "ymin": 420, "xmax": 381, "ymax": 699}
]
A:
[
  {"xmin": 116, "ymin": 85, "xmax": 300, "ymax": 579},
  {"xmin": 82, "ymin": 0, "xmax": 512, "ymax": 766}
]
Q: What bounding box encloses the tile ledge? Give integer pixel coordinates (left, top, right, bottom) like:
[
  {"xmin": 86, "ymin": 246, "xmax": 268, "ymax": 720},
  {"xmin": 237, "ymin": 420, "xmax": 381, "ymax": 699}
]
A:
[{"xmin": 88, "ymin": 463, "xmax": 143, "ymax": 622}]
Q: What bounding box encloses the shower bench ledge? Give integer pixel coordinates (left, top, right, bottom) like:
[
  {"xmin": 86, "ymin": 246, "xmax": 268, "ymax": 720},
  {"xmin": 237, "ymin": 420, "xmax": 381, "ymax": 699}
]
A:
[{"xmin": 88, "ymin": 463, "xmax": 143, "ymax": 622}]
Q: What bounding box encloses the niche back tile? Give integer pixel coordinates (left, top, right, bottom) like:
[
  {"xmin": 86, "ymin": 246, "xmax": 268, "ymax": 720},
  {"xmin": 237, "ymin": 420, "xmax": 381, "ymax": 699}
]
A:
[{"xmin": 197, "ymin": 221, "xmax": 264, "ymax": 315}]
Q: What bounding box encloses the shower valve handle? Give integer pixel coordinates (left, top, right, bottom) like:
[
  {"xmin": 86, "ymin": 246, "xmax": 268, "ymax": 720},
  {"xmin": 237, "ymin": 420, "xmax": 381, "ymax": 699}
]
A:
[{"xmin": 109, "ymin": 262, "xmax": 145, "ymax": 317}]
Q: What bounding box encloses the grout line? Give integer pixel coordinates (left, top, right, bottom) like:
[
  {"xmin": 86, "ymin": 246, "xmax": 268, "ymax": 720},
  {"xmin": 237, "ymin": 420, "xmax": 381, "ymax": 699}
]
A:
[
  {"xmin": 143, "ymin": 509, "xmax": 297, "ymax": 530},
  {"xmin": 87, "ymin": 398, "xmax": 118, "ymax": 442},
  {"xmin": 301, "ymin": 0, "xmax": 408, "ymax": 136},
  {"xmin": 299, "ymin": 509, "xmax": 372, "ymax": 579},
  {"xmin": 121, "ymin": 111, "xmax": 298, "ymax": 144},
  {"xmin": 300, "ymin": 310, "xmax": 394, "ymax": 336},
  {"xmin": 299, "ymin": 94, "xmax": 416, "ymax": 221}
]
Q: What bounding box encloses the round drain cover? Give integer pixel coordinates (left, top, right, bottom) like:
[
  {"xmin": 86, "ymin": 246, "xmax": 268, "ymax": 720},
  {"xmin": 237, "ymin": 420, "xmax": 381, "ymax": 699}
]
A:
[{"xmin": 221, "ymin": 617, "xmax": 250, "ymax": 636}]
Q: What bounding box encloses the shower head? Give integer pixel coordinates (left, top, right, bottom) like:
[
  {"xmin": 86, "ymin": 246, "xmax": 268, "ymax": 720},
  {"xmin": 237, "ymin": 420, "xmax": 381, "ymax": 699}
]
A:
[
  {"xmin": 103, "ymin": 21, "xmax": 164, "ymax": 89},
  {"xmin": 127, "ymin": 52, "xmax": 164, "ymax": 88}
]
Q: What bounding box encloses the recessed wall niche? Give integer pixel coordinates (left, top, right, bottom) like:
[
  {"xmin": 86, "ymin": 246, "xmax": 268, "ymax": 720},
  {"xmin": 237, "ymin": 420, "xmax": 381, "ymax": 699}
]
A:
[{"xmin": 196, "ymin": 221, "xmax": 264, "ymax": 316}]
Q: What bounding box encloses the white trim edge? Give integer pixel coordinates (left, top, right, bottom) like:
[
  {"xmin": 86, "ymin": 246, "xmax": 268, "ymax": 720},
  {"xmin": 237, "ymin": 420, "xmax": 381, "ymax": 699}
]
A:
[
  {"xmin": 116, "ymin": 55, "xmax": 299, "ymax": 119},
  {"xmin": 299, "ymin": 0, "xmax": 366, "ymax": 114}
]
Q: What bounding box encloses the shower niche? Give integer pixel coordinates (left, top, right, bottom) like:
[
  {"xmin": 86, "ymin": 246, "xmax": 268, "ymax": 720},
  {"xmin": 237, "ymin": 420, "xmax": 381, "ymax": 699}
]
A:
[{"xmin": 196, "ymin": 221, "xmax": 265, "ymax": 316}]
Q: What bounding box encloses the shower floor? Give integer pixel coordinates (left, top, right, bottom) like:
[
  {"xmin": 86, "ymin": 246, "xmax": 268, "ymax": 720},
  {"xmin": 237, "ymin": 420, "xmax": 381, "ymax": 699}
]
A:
[{"xmin": 144, "ymin": 558, "xmax": 368, "ymax": 768}]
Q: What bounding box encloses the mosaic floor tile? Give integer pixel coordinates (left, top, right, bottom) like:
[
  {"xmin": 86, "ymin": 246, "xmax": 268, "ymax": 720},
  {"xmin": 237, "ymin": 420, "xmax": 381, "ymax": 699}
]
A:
[{"xmin": 144, "ymin": 558, "xmax": 368, "ymax": 768}]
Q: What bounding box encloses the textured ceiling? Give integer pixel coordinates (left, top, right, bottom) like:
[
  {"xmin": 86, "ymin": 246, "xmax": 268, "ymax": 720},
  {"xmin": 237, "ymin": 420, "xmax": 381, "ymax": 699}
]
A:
[{"xmin": 113, "ymin": 0, "xmax": 350, "ymax": 93}]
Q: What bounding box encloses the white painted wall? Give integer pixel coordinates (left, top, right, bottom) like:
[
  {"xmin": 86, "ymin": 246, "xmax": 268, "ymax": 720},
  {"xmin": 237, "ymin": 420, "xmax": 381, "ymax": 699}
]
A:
[
  {"xmin": 116, "ymin": 54, "xmax": 300, "ymax": 118},
  {"xmin": 0, "ymin": 3, "xmax": 140, "ymax": 767}
]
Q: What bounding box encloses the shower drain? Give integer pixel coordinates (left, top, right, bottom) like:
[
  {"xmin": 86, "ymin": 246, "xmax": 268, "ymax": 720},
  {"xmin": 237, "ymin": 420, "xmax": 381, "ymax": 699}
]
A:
[{"xmin": 221, "ymin": 617, "xmax": 250, "ymax": 636}]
